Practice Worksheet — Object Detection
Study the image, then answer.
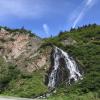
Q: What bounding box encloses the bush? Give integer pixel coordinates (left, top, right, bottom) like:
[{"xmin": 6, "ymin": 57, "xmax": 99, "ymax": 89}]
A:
[{"xmin": 0, "ymin": 57, "xmax": 20, "ymax": 92}]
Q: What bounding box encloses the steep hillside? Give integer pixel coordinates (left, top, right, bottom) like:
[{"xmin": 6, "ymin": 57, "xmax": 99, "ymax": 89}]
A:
[
  {"xmin": 0, "ymin": 27, "xmax": 52, "ymax": 73},
  {"xmin": 44, "ymin": 24, "xmax": 100, "ymax": 99},
  {"xmin": 0, "ymin": 24, "xmax": 100, "ymax": 100},
  {"xmin": 0, "ymin": 27, "xmax": 52, "ymax": 97}
]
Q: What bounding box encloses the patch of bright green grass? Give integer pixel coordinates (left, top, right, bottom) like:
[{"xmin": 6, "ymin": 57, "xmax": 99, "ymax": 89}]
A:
[
  {"xmin": 2, "ymin": 70, "xmax": 48, "ymax": 98},
  {"xmin": 48, "ymin": 92, "xmax": 100, "ymax": 100}
]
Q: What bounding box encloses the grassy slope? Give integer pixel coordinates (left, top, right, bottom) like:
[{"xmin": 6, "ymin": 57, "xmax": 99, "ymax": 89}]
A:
[
  {"xmin": 48, "ymin": 92, "xmax": 100, "ymax": 100},
  {"xmin": 0, "ymin": 26, "xmax": 47, "ymax": 98},
  {"xmin": 0, "ymin": 24, "xmax": 100, "ymax": 99},
  {"xmin": 45, "ymin": 24, "xmax": 100, "ymax": 100},
  {"xmin": 0, "ymin": 56, "xmax": 48, "ymax": 97},
  {"xmin": 2, "ymin": 70, "xmax": 48, "ymax": 98}
]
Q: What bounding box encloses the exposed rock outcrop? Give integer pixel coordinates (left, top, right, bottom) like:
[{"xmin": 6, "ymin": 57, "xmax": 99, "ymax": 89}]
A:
[
  {"xmin": 61, "ymin": 37, "xmax": 77, "ymax": 46},
  {"xmin": 0, "ymin": 28, "xmax": 52, "ymax": 74}
]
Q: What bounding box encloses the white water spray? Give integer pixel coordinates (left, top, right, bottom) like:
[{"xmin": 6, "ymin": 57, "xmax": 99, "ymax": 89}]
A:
[{"xmin": 48, "ymin": 46, "xmax": 82, "ymax": 88}]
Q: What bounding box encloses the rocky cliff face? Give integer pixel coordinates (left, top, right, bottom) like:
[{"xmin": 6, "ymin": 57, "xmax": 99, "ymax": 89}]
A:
[{"xmin": 0, "ymin": 28, "xmax": 52, "ymax": 74}]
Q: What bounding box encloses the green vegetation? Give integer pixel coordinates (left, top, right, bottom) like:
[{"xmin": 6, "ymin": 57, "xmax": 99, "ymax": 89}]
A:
[
  {"xmin": 0, "ymin": 57, "xmax": 20, "ymax": 93},
  {"xmin": 48, "ymin": 92, "xmax": 100, "ymax": 100},
  {"xmin": 0, "ymin": 26, "xmax": 36, "ymax": 37},
  {"xmin": 45, "ymin": 24, "xmax": 100, "ymax": 99},
  {"xmin": 0, "ymin": 24, "xmax": 100, "ymax": 99},
  {"xmin": 2, "ymin": 70, "xmax": 48, "ymax": 98},
  {"xmin": 0, "ymin": 57, "xmax": 47, "ymax": 98}
]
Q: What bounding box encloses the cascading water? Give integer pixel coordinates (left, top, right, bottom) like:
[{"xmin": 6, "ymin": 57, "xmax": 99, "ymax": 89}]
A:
[
  {"xmin": 48, "ymin": 47, "xmax": 60, "ymax": 88},
  {"xmin": 48, "ymin": 46, "xmax": 82, "ymax": 89}
]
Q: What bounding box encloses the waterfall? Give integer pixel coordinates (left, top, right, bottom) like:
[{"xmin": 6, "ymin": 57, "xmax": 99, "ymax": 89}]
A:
[
  {"xmin": 48, "ymin": 47, "xmax": 60, "ymax": 88},
  {"xmin": 48, "ymin": 46, "xmax": 82, "ymax": 89}
]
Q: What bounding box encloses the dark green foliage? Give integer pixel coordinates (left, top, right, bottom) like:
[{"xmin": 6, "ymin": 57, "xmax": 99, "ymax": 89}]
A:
[
  {"xmin": 45, "ymin": 24, "xmax": 100, "ymax": 97},
  {"xmin": 0, "ymin": 24, "xmax": 100, "ymax": 98},
  {"xmin": 2, "ymin": 70, "xmax": 48, "ymax": 98},
  {"xmin": 0, "ymin": 57, "xmax": 20, "ymax": 93},
  {"xmin": 0, "ymin": 26, "xmax": 36, "ymax": 37},
  {"xmin": 0, "ymin": 57, "xmax": 47, "ymax": 97}
]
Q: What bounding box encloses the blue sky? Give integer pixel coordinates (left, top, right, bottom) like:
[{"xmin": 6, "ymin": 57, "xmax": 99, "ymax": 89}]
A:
[{"xmin": 0, "ymin": 0, "xmax": 100, "ymax": 37}]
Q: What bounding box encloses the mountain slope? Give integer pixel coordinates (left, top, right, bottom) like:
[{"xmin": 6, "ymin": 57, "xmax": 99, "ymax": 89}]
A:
[
  {"xmin": 0, "ymin": 24, "xmax": 100, "ymax": 99},
  {"xmin": 45, "ymin": 24, "xmax": 100, "ymax": 99},
  {"xmin": 0, "ymin": 27, "xmax": 52, "ymax": 97}
]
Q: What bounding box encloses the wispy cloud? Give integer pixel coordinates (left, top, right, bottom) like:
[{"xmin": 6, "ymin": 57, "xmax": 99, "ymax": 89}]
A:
[
  {"xmin": 70, "ymin": 0, "xmax": 97, "ymax": 28},
  {"xmin": 43, "ymin": 24, "xmax": 50, "ymax": 37},
  {"xmin": 86, "ymin": 0, "xmax": 93, "ymax": 6},
  {"xmin": 0, "ymin": 0, "xmax": 49, "ymax": 19},
  {"xmin": 0, "ymin": 0, "xmax": 70, "ymax": 20}
]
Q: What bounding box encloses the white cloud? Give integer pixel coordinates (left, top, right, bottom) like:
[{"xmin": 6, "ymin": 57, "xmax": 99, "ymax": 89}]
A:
[
  {"xmin": 43, "ymin": 24, "xmax": 50, "ymax": 36},
  {"xmin": 70, "ymin": 0, "xmax": 97, "ymax": 28},
  {"xmin": 0, "ymin": 0, "xmax": 72, "ymax": 20},
  {"xmin": 86, "ymin": 0, "xmax": 93, "ymax": 5},
  {"xmin": 0, "ymin": 0, "xmax": 49, "ymax": 19},
  {"xmin": 72, "ymin": 8, "xmax": 85, "ymax": 28}
]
